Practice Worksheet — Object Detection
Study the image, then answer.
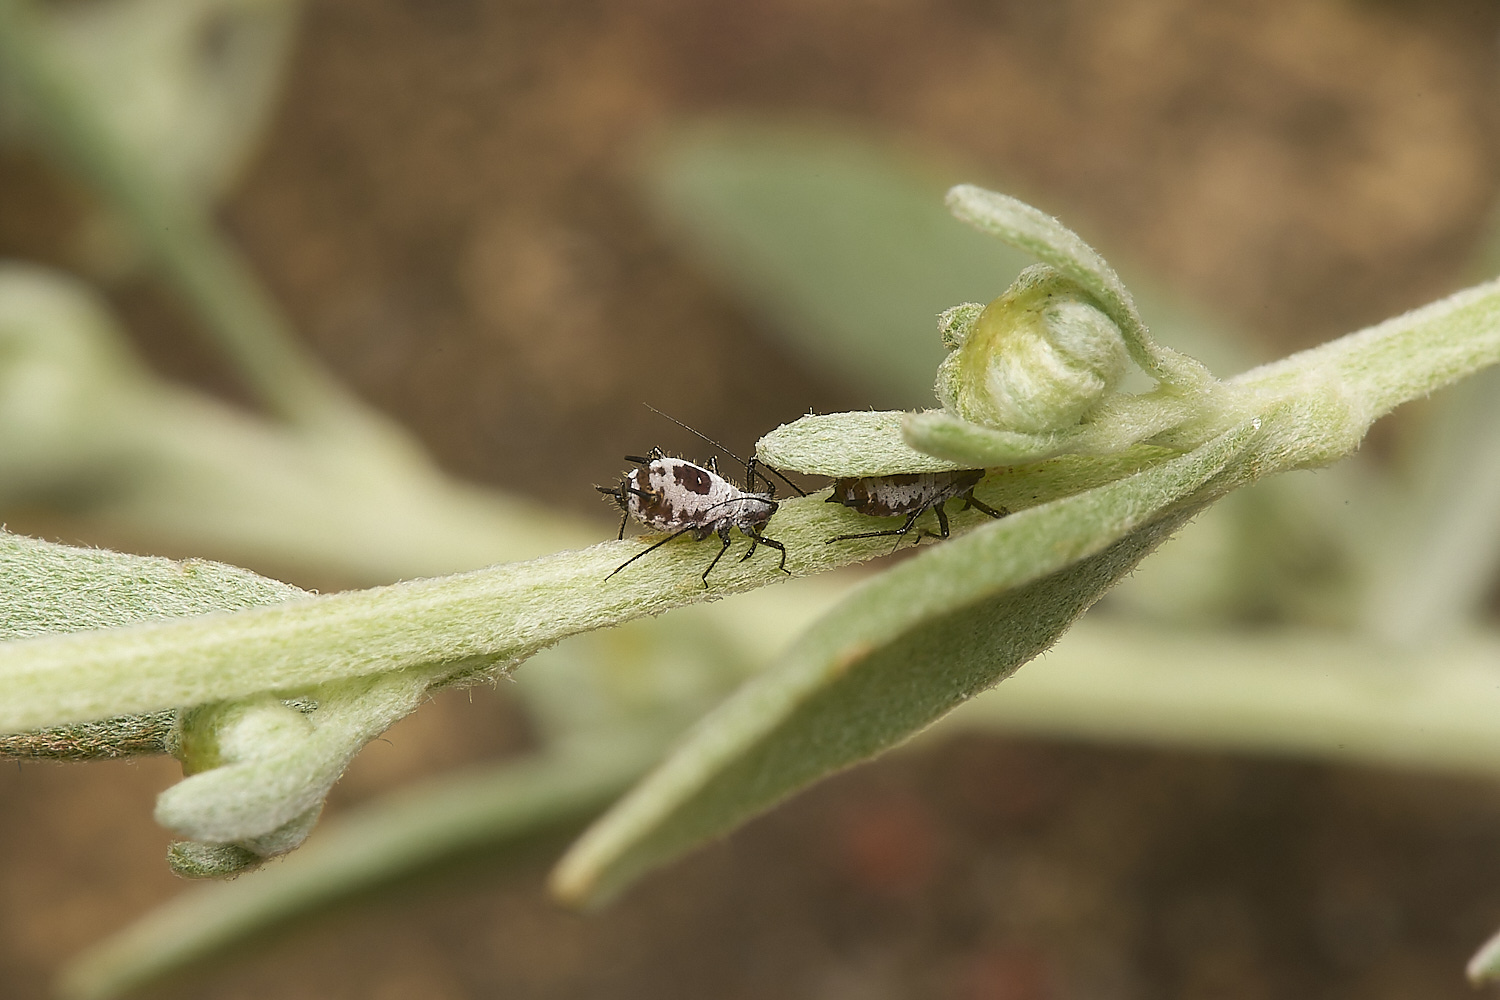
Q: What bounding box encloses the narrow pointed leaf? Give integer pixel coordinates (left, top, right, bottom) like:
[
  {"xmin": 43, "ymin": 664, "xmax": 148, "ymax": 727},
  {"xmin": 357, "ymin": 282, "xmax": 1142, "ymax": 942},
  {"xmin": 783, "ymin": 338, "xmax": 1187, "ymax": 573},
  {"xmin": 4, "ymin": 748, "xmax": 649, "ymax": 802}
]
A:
[{"xmin": 552, "ymin": 420, "xmax": 1259, "ymax": 904}]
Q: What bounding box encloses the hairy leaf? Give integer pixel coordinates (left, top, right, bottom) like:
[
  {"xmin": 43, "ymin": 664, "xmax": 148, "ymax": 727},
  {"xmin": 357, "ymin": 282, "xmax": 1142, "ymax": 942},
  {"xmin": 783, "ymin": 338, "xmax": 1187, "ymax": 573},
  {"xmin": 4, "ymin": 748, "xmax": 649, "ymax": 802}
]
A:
[
  {"xmin": 756, "ymin": 410, "xmax": 972, "ymax": 476},
  {"xmin": 0, "ymin": 530, "xmax": 306, "ymax": 641},
  {"xmin": 0, "ymin": 529, "xmax": 306, "ymax": 758},
  {"xmin": 551, "ymin": 420, "xmax": 1258, "ymax": 904}
]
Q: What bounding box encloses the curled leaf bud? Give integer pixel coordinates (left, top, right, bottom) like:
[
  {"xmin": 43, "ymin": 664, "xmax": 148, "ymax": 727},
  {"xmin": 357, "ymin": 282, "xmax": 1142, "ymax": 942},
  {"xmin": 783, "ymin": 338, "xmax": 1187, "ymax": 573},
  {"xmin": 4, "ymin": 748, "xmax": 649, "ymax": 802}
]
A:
[
  {"xmin": 166, "ymin": 840, "xmax": 259, "ymax": 879},
  {"xmin": 172, "ymin": 695, "xmax": 313, "ymax": 775},
  {"xmin": 937, "ymin": 302, "xmax": 984, "ymax": 350},
  {"xmin": 935, "ymin": 264, "xmax": 1130, "ymax": 434}
]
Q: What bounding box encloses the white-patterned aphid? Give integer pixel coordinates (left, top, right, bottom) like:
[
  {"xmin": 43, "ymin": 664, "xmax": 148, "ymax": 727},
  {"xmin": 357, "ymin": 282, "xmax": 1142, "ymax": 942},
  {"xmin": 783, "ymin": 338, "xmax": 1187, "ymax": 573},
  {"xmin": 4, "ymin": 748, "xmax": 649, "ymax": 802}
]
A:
[
  {"xmin": 597, "ymin": 409, "xmax": 805, "ymax": 587},
  {"xmin": 824, "ymin": 470, "xmax": 1007, "ymax": 549}
]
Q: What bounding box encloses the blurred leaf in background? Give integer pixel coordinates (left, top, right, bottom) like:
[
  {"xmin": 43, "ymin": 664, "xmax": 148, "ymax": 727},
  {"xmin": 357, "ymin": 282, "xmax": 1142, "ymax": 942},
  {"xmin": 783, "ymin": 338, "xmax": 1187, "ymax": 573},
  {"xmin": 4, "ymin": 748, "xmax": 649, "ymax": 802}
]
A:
[
  {"xmin": 641, "ymin": 122, "xmax": 1255, "ymax": 410},
  {"xmin": 0, "ymin": 0, "xmax": 301, "ymax": 277}
]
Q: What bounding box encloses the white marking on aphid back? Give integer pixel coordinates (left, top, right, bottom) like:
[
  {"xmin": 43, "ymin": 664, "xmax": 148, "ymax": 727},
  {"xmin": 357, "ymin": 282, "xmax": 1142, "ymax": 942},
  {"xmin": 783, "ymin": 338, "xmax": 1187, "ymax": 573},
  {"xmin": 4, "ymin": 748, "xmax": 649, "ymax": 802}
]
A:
[
  {"xmin": 595, "ymin": 409, "xmax": 806, "ymax": 587},
  {"xmin": 824, "ymin": 470, "xmax": 1007, "ymax": 550}
]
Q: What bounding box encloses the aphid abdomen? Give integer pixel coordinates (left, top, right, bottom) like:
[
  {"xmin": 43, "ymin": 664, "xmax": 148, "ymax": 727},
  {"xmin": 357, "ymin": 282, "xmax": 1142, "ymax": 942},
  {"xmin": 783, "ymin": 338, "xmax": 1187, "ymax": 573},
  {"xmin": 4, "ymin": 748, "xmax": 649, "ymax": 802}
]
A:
[{"xmin": 824, "ymin": 469, "xmax": 1001, "ymax": 548}]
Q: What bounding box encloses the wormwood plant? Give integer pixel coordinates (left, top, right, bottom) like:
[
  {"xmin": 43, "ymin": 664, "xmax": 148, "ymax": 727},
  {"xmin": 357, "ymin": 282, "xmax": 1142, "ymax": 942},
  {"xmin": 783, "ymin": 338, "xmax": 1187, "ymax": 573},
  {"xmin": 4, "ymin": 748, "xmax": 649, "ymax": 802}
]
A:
[
  {"xmin": 11, "ymin": 3, "xmax": 1500, "ymax": 994},
  {"xmin": 0, "ymin": 172, "xmax": 1496, "ymax": 995}
]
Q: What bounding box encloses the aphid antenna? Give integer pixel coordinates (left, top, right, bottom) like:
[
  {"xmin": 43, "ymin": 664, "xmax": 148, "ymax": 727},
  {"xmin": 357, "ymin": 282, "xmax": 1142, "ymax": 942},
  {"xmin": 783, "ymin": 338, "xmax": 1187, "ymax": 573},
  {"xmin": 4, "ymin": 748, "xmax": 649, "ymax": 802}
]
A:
[{"xmin": 641, "ymin": 403, "xmax": 807, "ymax": 497}]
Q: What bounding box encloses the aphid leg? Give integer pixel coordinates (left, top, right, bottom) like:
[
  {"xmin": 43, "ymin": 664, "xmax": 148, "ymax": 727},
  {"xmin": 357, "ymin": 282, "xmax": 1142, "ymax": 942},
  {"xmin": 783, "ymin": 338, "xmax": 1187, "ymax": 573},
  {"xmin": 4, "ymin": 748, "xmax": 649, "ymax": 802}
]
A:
[
  {"xmin": 961, "ymin": 491, "xmax": 1008, "ymax": 519},
  {"xmin": 624, "ymin": 455, "xmax": 651, "ymax": 466},
  {"xmin": 739, "ymin": 534, "xmax": 759, "ymax": 562},
  {"xmin": 746, "ymin": 455, "xmax": 807, "ymax": 499},
  {"xmin": 616, "ymin": 510, "xmax": 628, "ymax": 540},
  {"xmin": 605, "ymin": 525, "xmax": 699, "ymax": 581},
  {"xmin": 825, "ymin": 510, "xmax": 922, "ymax": 545},
  {"xmin": 934, "ymin": 503, "xmax": 951, "ymax": 538},
  {"xmin": 745, "ymin": 530, "xmax": 789, "ymax": 574},
  {"xmin": 745, "ymin": 456, "xmax": 773, "ymax": 500},
  {"xmin": 700, "ymin": 531, "xmax": 735, "ymax": 588}
]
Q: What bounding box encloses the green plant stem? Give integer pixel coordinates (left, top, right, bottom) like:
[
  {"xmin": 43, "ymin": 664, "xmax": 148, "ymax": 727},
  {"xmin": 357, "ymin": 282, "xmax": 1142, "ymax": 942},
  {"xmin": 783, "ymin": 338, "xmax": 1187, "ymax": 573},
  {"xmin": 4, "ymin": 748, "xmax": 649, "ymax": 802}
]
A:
[
  {"xmin": 938, "ymin": 617, "xmax": 1500, "ymax": 775},
  {"xmin": 1230, "ymin": 279, "xmax": 1500, "ymax": 426},
  {"xmin": 2, "ymin": 279, "xmax": 1499, "ymax": 738},
  {"xmin": 547, "ymin": 277, "xmax": 1500, "ymax": 905},
  {"xmin": 0, "ymin": 0, "xmax": 385, "ymax": 438},
  {"xmin": 1361, "ymin": 367, "xmax": 1500, "ymax": 645},
  {"xmin": 0, "ymin": 490, "xmax": 928, "ymax": 734},
  {"xmin": 0, "ymin": 710, "xmax": 172, "ymax": 760},
  {"xmin": 0, "ymin": 436, "xmax": 1143, "ymax": 735}
]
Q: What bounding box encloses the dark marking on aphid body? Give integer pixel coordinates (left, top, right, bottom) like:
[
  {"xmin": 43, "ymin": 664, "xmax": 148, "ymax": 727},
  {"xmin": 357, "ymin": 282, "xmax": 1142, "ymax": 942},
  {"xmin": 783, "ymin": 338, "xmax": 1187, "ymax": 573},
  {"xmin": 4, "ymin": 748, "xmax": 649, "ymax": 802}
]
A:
[
  {"xmin": 597, "ymin": 409, "xmax": 804, "ymax": 587},
  {"xmin": 673, "ymin": 463, "xmax": 714, "ymax": 495},
  {"xmin": 825, "ymin": 469, "xmax": 1007, "ymax": 549}
]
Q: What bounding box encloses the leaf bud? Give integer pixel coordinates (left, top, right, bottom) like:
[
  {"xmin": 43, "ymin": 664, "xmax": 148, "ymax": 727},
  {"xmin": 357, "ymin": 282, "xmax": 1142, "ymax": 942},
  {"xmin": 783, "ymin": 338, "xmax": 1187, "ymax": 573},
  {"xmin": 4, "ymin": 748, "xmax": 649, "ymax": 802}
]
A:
[{"xmin": 935, "ymin": 264, "xmax": 1130, "ymax": 434}]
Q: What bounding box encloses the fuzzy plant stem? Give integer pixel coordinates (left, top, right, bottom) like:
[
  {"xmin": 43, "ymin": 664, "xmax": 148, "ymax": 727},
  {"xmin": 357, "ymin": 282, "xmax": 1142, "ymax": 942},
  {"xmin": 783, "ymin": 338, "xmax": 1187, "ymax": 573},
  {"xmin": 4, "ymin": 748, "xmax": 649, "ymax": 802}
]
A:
[{"xmin": 1, "ymin": 278, "xmax": 1499, "ymax": 738}]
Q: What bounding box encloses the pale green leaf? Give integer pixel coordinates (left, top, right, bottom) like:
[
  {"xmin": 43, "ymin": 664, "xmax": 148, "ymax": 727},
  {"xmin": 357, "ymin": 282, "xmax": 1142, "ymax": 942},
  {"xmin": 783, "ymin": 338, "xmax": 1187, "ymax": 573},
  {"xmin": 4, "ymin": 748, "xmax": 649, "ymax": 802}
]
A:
[
  {"xmin": 0, "ymin": 529, "xmax": 306, "ymax": 642},
  {"xmin": 757, "ymin": 392, "xmax": 1206, "ymax": 477},
  {"xmin": 756, "ymin": 410, "xmax": 972, "ymax": 476},
  {"xmin": 0, "ymin": 528, "xmax": 306, "ymax": 759},
  {"xmin": 902, "ymin": 390, "xmax": 1210, "ymax": 470},
  {"xmin": 155, "ymin": 669, "xmax": 450, "ymax": 843},
  {"xmin": 551, "ymin": 420, "xmax": 1258, "ymax": 904}
]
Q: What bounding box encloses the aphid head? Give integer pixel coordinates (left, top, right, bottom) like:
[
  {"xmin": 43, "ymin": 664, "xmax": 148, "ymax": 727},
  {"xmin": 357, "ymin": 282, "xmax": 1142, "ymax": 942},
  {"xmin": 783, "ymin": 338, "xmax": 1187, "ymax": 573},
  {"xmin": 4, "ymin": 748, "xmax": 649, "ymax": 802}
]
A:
[
  {"xmin": 824, "ymin": 478, "xmax": 867, "ymax": 509},
  {"xmin": 742, "ymin": 494, "xmax": 778, "ymax": 528}
]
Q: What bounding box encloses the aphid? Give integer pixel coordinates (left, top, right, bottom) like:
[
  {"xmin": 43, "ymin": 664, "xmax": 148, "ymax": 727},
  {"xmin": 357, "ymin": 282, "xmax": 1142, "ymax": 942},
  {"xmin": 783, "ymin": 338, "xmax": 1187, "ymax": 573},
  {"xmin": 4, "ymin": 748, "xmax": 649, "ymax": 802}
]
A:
[
  {"xmin": 824, "ymin": 470, "xmax": 1007, "ymax": 548},
  {"xmin": 596, "ymin": 410, "xmax": 804, "ymax": 588}
]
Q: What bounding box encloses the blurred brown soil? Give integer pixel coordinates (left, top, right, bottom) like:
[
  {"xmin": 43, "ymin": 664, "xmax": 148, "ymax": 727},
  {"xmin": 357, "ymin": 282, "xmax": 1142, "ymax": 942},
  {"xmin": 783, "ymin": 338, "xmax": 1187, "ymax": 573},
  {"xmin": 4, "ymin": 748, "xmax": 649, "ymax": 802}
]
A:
[{"xmin": 3, "ymin": 0, "xmax": 1500, "ymax": 997}]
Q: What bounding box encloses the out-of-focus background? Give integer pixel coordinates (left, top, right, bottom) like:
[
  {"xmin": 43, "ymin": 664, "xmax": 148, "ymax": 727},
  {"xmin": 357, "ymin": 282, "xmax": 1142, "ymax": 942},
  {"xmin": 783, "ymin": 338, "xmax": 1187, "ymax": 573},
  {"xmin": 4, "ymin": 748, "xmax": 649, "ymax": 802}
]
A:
[{"xmin": 5, "ymin": 1, "xmax": 1500, "ymax": 997}]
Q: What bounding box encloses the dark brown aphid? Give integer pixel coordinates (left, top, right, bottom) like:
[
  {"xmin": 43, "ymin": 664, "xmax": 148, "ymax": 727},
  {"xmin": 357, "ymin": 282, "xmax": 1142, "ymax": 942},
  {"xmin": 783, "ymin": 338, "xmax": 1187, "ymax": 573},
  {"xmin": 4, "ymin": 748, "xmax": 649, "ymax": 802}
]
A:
[
  {"xmin": 596, "ymin": 409, "xmax": 805, "ymax": 588},
  {"xmin": 824, "ymin": 469, "xmax": 1007, "ymax": 548}
]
